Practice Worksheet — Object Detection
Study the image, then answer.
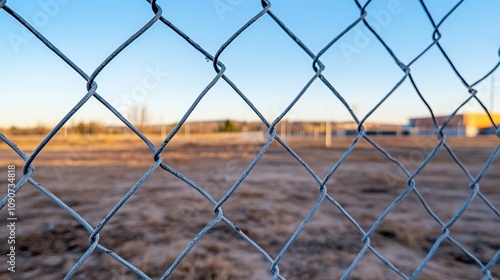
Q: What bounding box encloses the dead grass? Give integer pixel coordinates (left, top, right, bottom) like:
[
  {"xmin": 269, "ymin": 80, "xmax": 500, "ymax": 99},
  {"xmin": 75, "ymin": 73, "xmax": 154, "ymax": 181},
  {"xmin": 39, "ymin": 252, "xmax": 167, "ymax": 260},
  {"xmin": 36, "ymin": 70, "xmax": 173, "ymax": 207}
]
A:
[
  {"xmin": 0, "ymin": 136, "xmax": 498, "ymax": 279},
  {"xmin": 176, "ymin": 256, "xmax": 240, "ymax": 280},
  {"xmin": 376, "ymin": 218, "xmax": 434, "ymax": 250}
]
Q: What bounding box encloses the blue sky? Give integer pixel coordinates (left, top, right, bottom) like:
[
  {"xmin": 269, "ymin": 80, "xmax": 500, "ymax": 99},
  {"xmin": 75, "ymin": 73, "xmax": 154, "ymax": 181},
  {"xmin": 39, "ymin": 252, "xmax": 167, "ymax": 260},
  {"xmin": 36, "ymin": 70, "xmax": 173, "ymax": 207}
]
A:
[{"xmin": 0, "ymin": 0, "xmax": 499, "ymax": 128}]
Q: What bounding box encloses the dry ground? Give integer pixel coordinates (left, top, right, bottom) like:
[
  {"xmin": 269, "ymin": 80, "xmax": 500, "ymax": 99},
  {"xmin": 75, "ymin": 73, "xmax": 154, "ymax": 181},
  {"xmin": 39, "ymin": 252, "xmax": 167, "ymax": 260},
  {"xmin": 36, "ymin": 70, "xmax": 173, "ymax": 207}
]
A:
[{"xmin": 0, "ymin": 134, "xmax": 498, "ymax": 279}]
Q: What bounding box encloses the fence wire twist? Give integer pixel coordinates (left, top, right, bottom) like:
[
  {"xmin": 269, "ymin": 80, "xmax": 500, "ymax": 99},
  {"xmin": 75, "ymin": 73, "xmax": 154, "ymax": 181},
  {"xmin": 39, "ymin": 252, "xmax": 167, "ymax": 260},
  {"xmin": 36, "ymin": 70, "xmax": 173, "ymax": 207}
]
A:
[{"xmin": 1, "ymin": 0, "xmax": 500, "ymax": 279}]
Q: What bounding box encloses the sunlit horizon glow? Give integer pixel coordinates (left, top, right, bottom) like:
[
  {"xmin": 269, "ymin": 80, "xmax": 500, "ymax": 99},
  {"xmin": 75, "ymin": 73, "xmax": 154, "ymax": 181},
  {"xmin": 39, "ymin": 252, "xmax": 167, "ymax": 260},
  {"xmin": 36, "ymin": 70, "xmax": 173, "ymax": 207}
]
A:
[{"xmin": 1, "ymin": 0, "xmax": 499, "ymax": 128}]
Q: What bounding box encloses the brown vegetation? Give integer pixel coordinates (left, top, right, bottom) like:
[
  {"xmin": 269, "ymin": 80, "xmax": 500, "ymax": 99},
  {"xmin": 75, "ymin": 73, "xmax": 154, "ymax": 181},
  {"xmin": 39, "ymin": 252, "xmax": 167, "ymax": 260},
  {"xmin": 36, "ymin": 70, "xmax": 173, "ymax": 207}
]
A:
[{"xmin": 0, "ymin": 135, "xmax": 498, "ymax": 279}]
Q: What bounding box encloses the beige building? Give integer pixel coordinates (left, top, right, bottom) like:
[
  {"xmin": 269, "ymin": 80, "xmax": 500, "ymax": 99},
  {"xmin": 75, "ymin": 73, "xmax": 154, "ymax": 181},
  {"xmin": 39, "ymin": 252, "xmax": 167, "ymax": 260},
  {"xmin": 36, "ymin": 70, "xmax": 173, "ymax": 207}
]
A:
[{"xmin": 408, "ymin": 113, "xmax": 500, "ymax": 137}]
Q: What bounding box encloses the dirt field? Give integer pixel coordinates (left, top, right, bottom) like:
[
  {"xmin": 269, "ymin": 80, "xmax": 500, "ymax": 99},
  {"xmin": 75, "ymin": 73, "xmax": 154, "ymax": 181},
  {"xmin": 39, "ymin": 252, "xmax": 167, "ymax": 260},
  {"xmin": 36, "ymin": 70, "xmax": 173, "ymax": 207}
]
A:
[{"xmin": 0, "ymin": 134, "xmax": 498, "ymax": 279}]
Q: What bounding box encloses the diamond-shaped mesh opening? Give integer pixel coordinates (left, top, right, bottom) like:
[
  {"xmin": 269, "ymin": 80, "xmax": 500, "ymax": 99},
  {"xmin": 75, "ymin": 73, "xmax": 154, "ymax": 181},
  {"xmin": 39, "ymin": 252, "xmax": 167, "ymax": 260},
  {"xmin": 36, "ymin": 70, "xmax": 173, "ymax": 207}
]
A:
[
  {"xmin": 320, "ymin": 34, "xmax": 404, "ymax": 119},
  {"xmin": 269, "ymin": 1, "xmax": 359, "ymax": 53},
  {"xmin": 409, "ymin": 48, "xmax": 475, "ymax": 116},
  {"xmin": 278, "ymin": 202, "xmax": 365, "ymax": 279},
  {"xmin": 410, "ymin": 147, "xmax": 481, "ymax": 222},
  {"xmin": 160, "ymin": 126, "xmax": 265, "ymax": 202},
  {"xmin": 367, "ymin": 196, "xmax": 444, "ymax": 276},
  {"xmin": 362, "ymin": 0, "xmax": 435, "ymax": 65},
  {"xmin": 216, "ymin": 25, "xmax": 320, "ymax": 122},
  {"xmin": 221, "ymin": 143, "xmax": 325, "ymax": 255},
  {"xmin": 325, "ymin": 142, "xmax": 410, "ymax": 225},
  {"xmin": 364, "ymin": 80, "xmax": 432, "ymax": 129},
  {"xmin": 435, "ymin": 1, "xmax": 500, "ymax": 83}
]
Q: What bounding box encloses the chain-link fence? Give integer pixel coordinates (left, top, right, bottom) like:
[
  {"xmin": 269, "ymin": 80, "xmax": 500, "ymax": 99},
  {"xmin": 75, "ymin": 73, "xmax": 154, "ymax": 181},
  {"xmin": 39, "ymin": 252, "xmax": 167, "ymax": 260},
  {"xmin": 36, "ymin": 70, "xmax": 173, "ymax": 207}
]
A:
[{"xmin": 1, "ymin": 0, "xmax": 499, "ymax": 279}]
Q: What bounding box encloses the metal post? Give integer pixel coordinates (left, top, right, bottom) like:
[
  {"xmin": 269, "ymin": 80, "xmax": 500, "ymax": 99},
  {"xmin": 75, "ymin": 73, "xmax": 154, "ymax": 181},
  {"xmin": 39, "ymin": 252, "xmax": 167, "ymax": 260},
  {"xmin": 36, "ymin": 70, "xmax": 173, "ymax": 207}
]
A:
[
  {"xmin": 325, "ymin": 120, "xmax": 331, "ymax": 148},
  {"xmin": 281, "ymin": 120, "xmax": 287, "ymax": 141}
]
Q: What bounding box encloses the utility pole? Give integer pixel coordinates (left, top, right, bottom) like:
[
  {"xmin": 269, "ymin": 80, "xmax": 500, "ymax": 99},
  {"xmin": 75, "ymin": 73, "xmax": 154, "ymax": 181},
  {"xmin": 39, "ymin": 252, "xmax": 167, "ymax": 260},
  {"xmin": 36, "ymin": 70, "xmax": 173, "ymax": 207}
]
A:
[
  {"xmin": 281, "ymin": 120, "xmax": 287, "ymax": 141},
  {"xmin": 325, "ymin": 120, "xmax": 331, "ymax": 148}
]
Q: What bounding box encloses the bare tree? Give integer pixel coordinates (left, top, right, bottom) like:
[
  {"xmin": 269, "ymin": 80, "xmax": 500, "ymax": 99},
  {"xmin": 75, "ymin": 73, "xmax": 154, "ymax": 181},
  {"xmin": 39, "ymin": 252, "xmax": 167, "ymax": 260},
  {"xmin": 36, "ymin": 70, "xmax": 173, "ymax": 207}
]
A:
[{"xmin": 128, "ymin": 105, "xmax": 153, "ymax": 132}]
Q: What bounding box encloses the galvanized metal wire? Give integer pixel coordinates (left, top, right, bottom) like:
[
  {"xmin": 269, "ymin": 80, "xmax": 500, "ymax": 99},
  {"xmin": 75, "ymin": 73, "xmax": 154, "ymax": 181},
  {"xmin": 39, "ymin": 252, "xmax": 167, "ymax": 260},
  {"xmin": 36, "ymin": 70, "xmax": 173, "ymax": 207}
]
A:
[{"xmin": 1, "ymin": 0, "xmax": 499, "ymax": 279}]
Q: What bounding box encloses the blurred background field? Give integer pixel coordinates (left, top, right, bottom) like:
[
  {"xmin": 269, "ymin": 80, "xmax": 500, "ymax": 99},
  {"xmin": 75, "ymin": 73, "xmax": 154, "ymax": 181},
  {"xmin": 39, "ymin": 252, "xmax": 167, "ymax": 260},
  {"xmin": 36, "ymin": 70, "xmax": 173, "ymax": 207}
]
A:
[
  {"xmin": 1, "ymin": 0, "xmax": 500, "ymax": 278},
  {"xmin": 0, "ymin": 134, "xmax": 498, "ymax": 279}
]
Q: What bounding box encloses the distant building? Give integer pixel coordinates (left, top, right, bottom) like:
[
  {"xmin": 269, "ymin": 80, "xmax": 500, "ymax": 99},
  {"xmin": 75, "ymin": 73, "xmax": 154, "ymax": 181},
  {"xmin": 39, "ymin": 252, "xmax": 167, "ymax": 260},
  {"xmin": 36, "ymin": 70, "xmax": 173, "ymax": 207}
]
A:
[
  {"xmin": 283, "ymin": 121, "xmax": 403, "ymax": 137},
  {"xmin": 406, "ymin": 113, "xmax": 500, "ymax": 137},
  {"xmin": 331, "ymin": 122, "xmax": 403, "ymax": 136}
]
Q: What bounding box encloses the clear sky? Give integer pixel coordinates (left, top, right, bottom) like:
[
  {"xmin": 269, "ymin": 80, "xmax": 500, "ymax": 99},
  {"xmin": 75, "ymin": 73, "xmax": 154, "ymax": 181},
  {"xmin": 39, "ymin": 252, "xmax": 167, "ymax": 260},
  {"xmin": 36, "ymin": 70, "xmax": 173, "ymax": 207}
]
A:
[{"xmin": 0, "ymin": 0, "xmax": 499, "ymax": 128}]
